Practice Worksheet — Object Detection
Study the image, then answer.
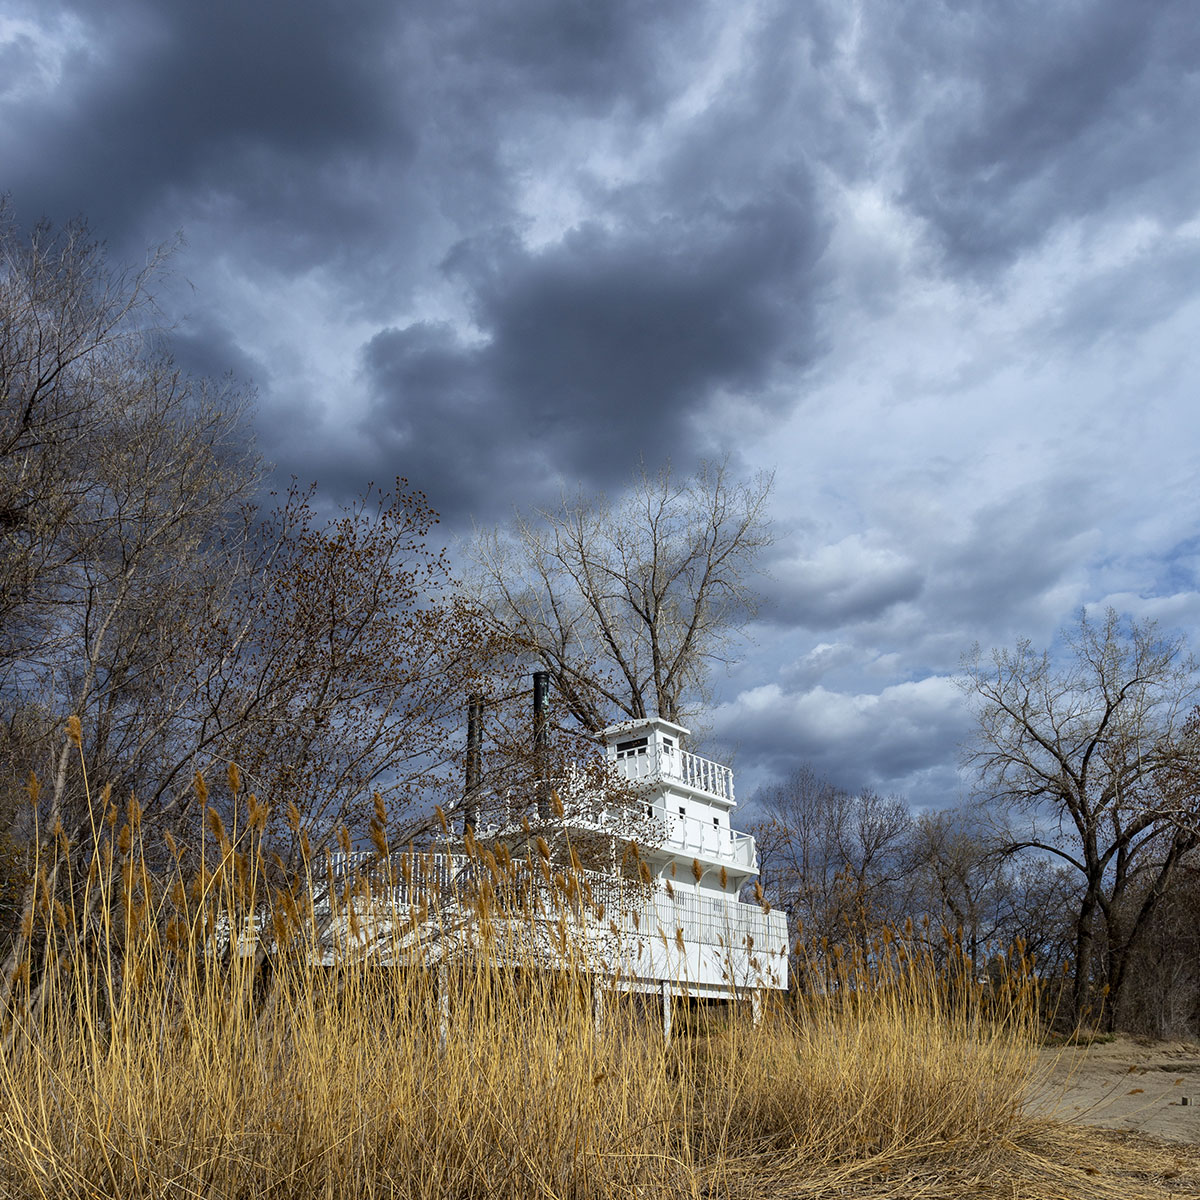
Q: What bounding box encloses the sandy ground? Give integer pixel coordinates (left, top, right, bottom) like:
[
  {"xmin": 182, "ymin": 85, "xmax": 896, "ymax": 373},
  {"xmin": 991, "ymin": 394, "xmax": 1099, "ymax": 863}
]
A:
[{"xmin": 1030, "ymin": 1035, "xmax": 1200, "ymax": 1143}]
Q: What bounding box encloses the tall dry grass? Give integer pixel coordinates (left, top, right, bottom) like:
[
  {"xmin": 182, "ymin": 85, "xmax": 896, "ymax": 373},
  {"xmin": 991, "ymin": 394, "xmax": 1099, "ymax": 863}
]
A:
[{"xmin": 0, "ymin": 776, "xmax": 1044, "ymax": 1199}]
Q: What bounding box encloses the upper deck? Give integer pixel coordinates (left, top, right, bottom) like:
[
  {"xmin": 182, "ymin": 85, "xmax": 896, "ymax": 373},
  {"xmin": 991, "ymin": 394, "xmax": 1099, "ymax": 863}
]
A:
[
  {"xmin": 603, "ymin": 717, "xmax": 735, "ymax": 804},
  {"xmin": 612, "ymin": 742, "xmax": 735, "ymax": 803},
  {"xmin": 468, "ymin": 717, "xmax": 756, "ymax": 880}
]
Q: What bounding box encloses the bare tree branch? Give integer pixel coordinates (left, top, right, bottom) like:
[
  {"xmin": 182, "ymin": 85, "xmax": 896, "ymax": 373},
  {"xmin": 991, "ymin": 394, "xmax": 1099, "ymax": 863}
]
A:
[{"xmin": 468, "ymin": 459, "xmax": 772, "ymax": 732}]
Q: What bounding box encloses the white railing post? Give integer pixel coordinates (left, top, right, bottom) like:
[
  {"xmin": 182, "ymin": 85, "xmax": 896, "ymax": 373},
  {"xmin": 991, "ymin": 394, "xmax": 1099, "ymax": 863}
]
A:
[{"xmin": 672, "ymin": 749, "xmax": 734, "ymax": 802}]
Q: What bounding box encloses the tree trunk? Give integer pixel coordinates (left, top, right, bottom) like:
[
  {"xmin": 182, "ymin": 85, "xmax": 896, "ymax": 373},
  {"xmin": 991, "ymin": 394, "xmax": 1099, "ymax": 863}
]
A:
[
  {"xmin": 1072, "ymin": 885, "xmax": 1100, "ymax": 1025},
  {"xmin": 1103, "ymin": 835, "xmax": 1197, "ymax": 1031}
]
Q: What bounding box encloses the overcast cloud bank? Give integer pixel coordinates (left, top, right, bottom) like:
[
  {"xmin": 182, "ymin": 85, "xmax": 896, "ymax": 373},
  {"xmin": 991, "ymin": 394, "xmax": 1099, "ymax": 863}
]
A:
[{"xmin": 3, "ymin": 0, "xmax": 1199, "ymax": 809}]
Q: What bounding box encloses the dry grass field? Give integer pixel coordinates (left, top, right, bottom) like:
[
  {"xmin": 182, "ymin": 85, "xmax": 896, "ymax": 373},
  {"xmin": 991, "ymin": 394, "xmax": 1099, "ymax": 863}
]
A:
[{"xmin": 0, "ymin": 784, "xmax": 1197, "ymax": 1199}]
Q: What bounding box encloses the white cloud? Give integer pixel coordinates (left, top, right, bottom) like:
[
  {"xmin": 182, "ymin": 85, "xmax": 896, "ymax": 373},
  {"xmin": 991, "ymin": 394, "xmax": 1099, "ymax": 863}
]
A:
[
  {"xmin": 1087, "ymin": 592, "xmax": 1200, "ymax": 632},
  {"xmin": 0, "ymin": 10, "xmax": 94, "ymax": 103},
  {"xmin": 765, "ymin": 535, "xmax": 922, "ymax": 628}
]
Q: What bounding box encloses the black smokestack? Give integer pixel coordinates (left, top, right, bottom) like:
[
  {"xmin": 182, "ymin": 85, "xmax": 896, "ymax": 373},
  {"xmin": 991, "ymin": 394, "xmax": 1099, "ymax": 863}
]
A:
[
  {"xmin": 463, "ymin": 693, "xmax": 483, "ymax": 834},
  {"xmin": 533, "ymin": 670, "xmax": 550, "ymax": 819}
]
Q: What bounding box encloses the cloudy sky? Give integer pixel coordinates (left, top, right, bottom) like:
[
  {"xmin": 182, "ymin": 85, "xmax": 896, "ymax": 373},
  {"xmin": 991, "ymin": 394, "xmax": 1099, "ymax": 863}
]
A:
[{"xmin": 4, "ymin": 0, "xmax": 1200, "ymax": 810}]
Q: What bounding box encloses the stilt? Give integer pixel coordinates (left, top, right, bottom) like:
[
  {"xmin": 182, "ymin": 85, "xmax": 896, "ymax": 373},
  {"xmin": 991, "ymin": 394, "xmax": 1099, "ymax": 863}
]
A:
[{"xmin": 661, "ymin": 981, "xmax": 672, "ymax": 1043}]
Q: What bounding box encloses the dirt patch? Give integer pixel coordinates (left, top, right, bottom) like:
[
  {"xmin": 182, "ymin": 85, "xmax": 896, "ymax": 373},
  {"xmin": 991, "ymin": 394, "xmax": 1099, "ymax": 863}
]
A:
[{"xmin": 1029, "ymin": 1035, "xmax": 1200, "ymax": 1143}]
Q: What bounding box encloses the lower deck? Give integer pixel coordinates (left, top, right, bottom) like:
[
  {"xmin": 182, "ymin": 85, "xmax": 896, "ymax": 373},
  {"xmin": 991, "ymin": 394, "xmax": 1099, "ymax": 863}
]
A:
[{"xmin": 317, "ymin": 850, "xmax": 790, "ymax": 997}]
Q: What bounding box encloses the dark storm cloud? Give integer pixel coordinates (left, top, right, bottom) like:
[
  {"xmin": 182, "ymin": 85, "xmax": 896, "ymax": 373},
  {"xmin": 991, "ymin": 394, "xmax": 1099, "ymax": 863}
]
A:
[
  {"xmin": 162, "ymin": 314, "xmax": 269, "ymax": 394},
  {"xmin": 863, "ymin": 0, "xmax": 1200, "ymax": 267},
  {"xmin": 358, "ymin": 175, "xmax": 828, "ymax": 521},
  {"xmin": 3, "ymin": 0, "xmax": 713, "ymax": 278},
  {"xmin": 711, "ymin": 675, "xmax": 972, "ymax": 805},
  {"xmin": 2, "ymin": 0, "xmax": 410, "ymax": 259},
  {"xmin": 5, "ymin": 0, "xmax": 810, "ymax": 515},
  {"xmin": 442, "ymin": 0, "xmax": 694, "ymax": 111}
]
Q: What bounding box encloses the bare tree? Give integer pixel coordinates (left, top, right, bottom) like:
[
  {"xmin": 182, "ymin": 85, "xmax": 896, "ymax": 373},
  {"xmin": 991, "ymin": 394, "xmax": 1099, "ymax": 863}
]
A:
[
  {"xmin": 204, "ymin": 480, "xmax": 488, "ymax": 858},
  {"xmin": 1106, "ymin": 854, "xmax": 1200, "ymax": 1037},
  {"xmin": 1, "ymin": 206, "xmax": 172, "ymax": 647},
  {"xmin": 0, "ymin": 211, "xmax": 264, "ymax": 1001},
  {"xmin": 0, "ymin": 214, "xmax": 493, "ymax": 1013},
  {"xmin": 469, "ymin": 460, "xmax": 772, "ymax": 732},
  {"xmin": 961, "ymin": 608, "xmax": 1200, "ymax": 1026},
  {"xmin": 751, "ymin": 765, "xmax": 911, "ymax": 948},
  {"xmin": 0, "ymin": 212, "xmax": 260, "ymax": 851},
  {"xmin": 999, "ymin": 855, "xmax": 1079, "ymax": 979},
  {"xmin": 904, "ymin": 808, "xmax": 1017, "ymax": 975}
]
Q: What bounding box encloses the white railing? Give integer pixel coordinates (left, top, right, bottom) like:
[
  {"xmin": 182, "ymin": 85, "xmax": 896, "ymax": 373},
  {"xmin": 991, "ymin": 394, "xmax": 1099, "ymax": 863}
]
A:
[
  {"xmin": 326, "ymin": 850, "xmax": 465, "ymax": 908},
  {"xmin": 613, "ymin": 745, "xmax": 734, "ymax": 802},
  {"xmin": 659, "ymin": 810, "xmax": 756, "ymax": 870},
  {"xmin": 675, "ymin": 749, "xmax": 734, "ymax": 802},
  {"xmin": 507, "ymin": 803, "xmax": 756, "ymax": 870},
  {"xmin": 624, "ymin": 889, "xmax": 788, "ymax": 955}
]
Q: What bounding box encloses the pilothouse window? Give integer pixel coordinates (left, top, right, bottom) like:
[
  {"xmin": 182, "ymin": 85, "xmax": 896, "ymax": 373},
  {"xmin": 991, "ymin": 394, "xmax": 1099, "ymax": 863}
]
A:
[{"xmin": 615, "ymin": 737, "xmax": 648, "ymax": 760}]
